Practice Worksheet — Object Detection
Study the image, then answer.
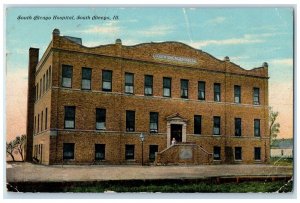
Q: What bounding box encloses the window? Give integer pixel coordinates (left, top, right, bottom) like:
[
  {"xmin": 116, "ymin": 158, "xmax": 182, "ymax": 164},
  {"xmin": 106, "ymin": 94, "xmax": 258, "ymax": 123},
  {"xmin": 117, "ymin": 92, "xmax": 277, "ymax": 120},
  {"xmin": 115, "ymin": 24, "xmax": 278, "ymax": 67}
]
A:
[
  {"xmin": 62, "ymin": 65, "xmax": 73, "ymax": 88},
  {"xmin": 45, "ymin": 108, "xmax": 48, "ymax": 130},
  {"xmin": 95, "ymin": 144, "xmax": 105, "ymax": 160},
  {"xmin": 37, "ymin": 114, "xmax": 40, "ymax": 133},
  {"xmin": 213, "ymin": 116, "xmax": 221, "ymax": 135},
  {"xmin": 254, "ymin": 147, "xmax": 261, "ymax": 160},
  {"xmin": 254, "ymin": 119, "xmax": 260, "ymax": 137},
  {"xmin": 41, "ymin": 111, "xmax": 43, "ymax": 131},
  {"xmin": 126, "ymin": 110, "xmax": 135, "ymax": 132},
  {"xmin": 125, "ymin": 73, "xmax": 134, "ymax": 94},
  {"xmin": 82, "ymin": 67, "xmax": 92, "ymax": 90},
  {"xmin": 144, "ymin": 75, "xmax": 153, "ymax": 96},
  {"xmin": 253, "ymin": 87, "xmax": 260, "ymax": 105},
  {"xmin": 213, "ymin": 146, "xmax": 221, "ymax": 160},
  {"xmin": 163, "ymin": 77, "xmax": 171, "ymax": 97},
  {"xmin": 194, "ymin": 115, "xmax": 202, "ymax": 135},
  {"xmin": 64, "ymin": 106, "xmax": 75, "ymax": 129},
  {"xmin": 46, "ymin": 70, "xmax": 48, "ymax": 90},
  {"xmin": 63, "ymin": 143, "xmax": 74, "ymax": 160},
  {"xmin": 36, "ymin": 83, "xmax": 39, "ymax": 101},
  {"xmin": 150, "ymin": 112, "xmax": 158, "ymax": 133},
  {"xmin": 96, "ymin": 108, "xmax": 106, "ymax": 130},
  {"xmin": 214, "ymin": 83, "xmax": 221, "ymax": 102},
  {"xmin": 198, "ymin": 81, "xmax": 205, "ymax": 100},
  {"xmin": 149, "ymin": 145, "xmax": 158, "ymax": 161},
  {"xmin": 125, "ymin": 145, "xmax": 135, "ymax": 160},
  {"xmin": 102, "ymin": 70, "xmax": 112, "ymax": 91},
  {"xmin": 34, "ymin": 116, "xmax": 36, "ymax": 134},
  {"xmin": 49, "ymin": 66, "xmax": 52, "ymax": 88},
  {"xmin": 234, "ymin": 85, "xmax": 241, "ymax": 103},
  {"xmin": 235, "ymin": 147, "xmax": 242, "ymax": 160},
  {"xmin": 43, "ymin": 74, "xmax": 46, "ymax": 94},
  {"xmin": 39, "ymin": 78, "xmax": 42, "ymax": 98},
  {"xmin": 235, "ymin": 118, "xmax": 242, "ymax": 137},
  {"xmin": 181, "ymin": 79, "xmax": 189, "ymax": 98}
]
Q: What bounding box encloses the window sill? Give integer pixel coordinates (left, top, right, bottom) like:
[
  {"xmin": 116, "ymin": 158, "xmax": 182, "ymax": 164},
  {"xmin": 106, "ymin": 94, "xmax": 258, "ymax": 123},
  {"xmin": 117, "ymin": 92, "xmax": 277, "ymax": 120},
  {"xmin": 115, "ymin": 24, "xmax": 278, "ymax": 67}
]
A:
[
  {"xmin": 254, "ymin": 160, "xmax": 262, "ymax": 162},
  {"xmin": 234, "ymin": 160, "xmax": 242, "ymax": 162},
  {"xmin": 213, "ymin": 134, "xmax": 221, "ymax": 136},
  {"xmin": 125, "ymin": 159, "xmax": 136, "ymax": 162}
]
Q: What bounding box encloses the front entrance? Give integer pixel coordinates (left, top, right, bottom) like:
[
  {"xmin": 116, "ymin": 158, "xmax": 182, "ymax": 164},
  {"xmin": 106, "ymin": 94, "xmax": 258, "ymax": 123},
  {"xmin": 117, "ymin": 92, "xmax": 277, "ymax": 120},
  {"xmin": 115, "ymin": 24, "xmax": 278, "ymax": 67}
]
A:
[{"xmin": 171, "ymin": 124, "xmax": 182, "ymax": 144}]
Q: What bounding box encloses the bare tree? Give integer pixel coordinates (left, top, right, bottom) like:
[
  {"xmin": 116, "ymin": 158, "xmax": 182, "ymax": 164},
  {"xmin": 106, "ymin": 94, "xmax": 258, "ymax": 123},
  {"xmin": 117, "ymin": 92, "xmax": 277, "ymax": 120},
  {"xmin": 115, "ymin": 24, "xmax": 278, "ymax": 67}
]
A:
[
  {"xmin": 15, "ymin": 135, "xmax": 26, "ymax": 161},
  {"xmin": 269, "ymin": 107, "xmax": 280, "ymax": 141},
  {"xmin": 6, "ymin": 141, "xmax": 17, "ymax": 161}
]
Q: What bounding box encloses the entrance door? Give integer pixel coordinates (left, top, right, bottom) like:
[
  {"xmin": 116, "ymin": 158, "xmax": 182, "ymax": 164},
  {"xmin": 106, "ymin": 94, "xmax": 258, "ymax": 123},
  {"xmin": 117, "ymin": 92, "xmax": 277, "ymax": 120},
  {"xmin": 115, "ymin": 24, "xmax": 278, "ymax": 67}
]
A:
[{"xmin": 171, "ymin": 124, "xmax": 182, "ymax": 143}]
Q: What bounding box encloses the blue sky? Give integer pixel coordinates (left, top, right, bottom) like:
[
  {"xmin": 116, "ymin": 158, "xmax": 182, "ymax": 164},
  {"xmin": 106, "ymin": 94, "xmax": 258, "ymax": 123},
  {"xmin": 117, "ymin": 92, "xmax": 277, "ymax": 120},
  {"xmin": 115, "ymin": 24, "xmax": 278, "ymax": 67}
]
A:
[{"xmin": 6, "ymin": 7, "xmax": 294, "ymax": 139}]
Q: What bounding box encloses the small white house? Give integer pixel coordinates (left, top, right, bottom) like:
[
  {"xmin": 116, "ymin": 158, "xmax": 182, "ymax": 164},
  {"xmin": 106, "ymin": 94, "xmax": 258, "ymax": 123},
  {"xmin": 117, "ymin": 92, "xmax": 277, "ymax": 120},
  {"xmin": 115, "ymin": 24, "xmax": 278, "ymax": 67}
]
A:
[{"xmin": 271, "ymin": 138, "xmax": 293, "ymax": 158}]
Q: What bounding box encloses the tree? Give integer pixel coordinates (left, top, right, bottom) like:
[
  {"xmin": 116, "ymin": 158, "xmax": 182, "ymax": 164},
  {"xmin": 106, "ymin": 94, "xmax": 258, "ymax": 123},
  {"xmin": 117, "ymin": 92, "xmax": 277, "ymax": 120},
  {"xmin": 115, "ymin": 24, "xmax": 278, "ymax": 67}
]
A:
[
  {"xmin": 6, "ymin": 141, "xmax": 17, "ymax": 161},
  {"xmin": 6, "ymin": 134, "xmax": 27, "ymax": 162},
  {"xmin": 15, "ymin": 134, "xmax": 26, "ymax": 161},
  {"xmin": 269, "ymin": 107, "xmax": 280, "ymax": 141}
]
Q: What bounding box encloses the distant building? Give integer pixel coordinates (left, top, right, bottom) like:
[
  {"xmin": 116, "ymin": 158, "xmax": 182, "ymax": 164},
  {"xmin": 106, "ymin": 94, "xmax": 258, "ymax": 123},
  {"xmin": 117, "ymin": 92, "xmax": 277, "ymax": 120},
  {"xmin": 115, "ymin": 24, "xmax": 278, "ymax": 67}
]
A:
[
  {"xmin": 271, "ymin": 139, "xmax": 293, "ymax": 158},
  {"xmin": 25, "ymin": 29, "xmax": 270, "ymax": 165}
]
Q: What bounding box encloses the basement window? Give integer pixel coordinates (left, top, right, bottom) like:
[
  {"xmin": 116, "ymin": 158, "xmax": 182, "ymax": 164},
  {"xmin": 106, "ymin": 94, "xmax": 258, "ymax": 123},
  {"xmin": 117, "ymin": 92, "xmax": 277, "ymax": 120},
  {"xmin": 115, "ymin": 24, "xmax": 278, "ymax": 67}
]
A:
[
  {"xmin": 213, "ymin": 146, "xmax": 221, "ymax": 160},
  {"xmin": 63, "ymin": 143, "xmax": 75, "ymax": 160},
  {"xmin": 62, "ymin": 65, "xmax": 73, "ymax": 88},
  {"xmin": 125, "ymin": 73, "xmax": 134, "ymax": 94},
  {"xmin": 235, "ymin": 147, "xmax": 242, "ymax": 160},
  {"xmin": 149, "ymin": 145, "xmax": 158, "ymax": 161},
  {"xmin": 96, "ymin": 108, "xmax": 106, "ymax": 130},
  {"xmin": 95, "ymin": 144, "xmax": 105, "ymax": 160},
  {"xmin": 254, "ymin": 147, "xmax": 261, "ymax": 160},
  {"xmin": 125, "ymin": 144, "xmax": 135, "ymax": 160},
  {"xmin": 81, "ymin": 67, "xmax": 92, "ymax": 90}
]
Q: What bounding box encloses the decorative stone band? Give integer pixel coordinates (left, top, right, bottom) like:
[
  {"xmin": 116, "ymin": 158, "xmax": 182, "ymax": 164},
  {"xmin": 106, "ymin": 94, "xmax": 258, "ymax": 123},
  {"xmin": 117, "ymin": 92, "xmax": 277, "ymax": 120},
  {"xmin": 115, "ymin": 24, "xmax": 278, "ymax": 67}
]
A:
[{"xmin": 153, "ymin": 53, "xmax": 197, "ymax": 65}]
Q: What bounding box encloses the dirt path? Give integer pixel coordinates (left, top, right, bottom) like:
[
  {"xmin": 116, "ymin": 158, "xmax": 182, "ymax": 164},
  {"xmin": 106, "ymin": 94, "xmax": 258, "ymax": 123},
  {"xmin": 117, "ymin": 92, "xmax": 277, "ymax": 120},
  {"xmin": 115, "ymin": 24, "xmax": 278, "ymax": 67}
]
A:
[{"xmin": 6, "ymin": 162, "xmax": 293, "ymax": 182}]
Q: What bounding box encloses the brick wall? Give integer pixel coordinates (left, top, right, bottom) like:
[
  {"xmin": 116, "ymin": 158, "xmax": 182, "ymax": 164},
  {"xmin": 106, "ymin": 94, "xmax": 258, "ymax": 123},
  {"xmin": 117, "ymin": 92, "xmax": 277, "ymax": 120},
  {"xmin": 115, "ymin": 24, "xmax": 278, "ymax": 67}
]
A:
[{"xmin": 31, "ymin": 29, "xmax": 269, "ymax": 165}]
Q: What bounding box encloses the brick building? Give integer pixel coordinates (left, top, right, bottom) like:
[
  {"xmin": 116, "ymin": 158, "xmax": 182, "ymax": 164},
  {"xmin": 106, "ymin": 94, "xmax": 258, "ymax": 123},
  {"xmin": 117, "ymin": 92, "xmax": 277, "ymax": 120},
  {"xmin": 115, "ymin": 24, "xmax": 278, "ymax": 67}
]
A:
[{"xmin": 26, "ymin": 29, "xmax": 270, "ymax": 165}]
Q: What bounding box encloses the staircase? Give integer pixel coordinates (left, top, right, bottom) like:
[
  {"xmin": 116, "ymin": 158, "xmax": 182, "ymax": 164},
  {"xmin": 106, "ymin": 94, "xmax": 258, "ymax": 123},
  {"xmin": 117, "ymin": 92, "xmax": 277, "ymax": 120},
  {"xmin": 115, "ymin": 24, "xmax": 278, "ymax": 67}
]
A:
[{"xmin": 155, "ymin": 142, "xmax": 213, "ymax": 165}]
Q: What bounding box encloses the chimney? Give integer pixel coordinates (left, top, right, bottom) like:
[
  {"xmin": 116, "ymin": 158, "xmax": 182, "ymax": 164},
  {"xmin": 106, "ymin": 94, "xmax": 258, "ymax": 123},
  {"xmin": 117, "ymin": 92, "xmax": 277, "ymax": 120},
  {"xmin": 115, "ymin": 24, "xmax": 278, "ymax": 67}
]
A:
[
  {"xmin": 25, "ymin": 48, "xmax": 39, "ymax": 162},
  {"xmin": 52, "ymin": 28, "xmax": 60, "ymax": 47}
]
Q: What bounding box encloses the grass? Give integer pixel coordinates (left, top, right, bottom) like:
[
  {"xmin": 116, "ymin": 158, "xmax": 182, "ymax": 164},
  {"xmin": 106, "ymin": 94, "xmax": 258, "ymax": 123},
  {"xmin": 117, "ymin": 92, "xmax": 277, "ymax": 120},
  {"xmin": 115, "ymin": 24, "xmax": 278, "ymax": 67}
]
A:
[
  {"xmin": 64, "ymin": 180, "xmax": 293, "ymax": 193},
  {"xmin": 270, "ymin": 157, "xmax": 293, "ymax": 166}
]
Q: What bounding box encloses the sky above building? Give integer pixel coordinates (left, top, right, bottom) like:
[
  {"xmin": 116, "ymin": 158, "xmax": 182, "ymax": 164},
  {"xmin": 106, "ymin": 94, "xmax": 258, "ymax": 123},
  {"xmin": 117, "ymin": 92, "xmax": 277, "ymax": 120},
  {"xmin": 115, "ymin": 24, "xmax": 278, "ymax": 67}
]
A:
[{"xmin": 6, "ymin": 7, "xmax": 294, "ymax": 141}]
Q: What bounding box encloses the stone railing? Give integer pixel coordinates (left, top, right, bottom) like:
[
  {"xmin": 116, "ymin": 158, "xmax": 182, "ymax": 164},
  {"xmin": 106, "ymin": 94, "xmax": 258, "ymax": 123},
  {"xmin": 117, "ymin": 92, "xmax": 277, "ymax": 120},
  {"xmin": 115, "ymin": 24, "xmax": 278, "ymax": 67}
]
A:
[{"xmin": 155, "ymin": 142, "xmax": 213, "ymax": 165}]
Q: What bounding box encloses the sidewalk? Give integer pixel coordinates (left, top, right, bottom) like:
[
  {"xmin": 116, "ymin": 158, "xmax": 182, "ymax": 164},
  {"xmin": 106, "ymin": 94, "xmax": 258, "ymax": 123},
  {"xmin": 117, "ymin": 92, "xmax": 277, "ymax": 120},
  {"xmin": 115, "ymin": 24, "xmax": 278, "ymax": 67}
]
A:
[{"xmin": 6, "ymin": 162, "xmax": 293, "ymax": 182}]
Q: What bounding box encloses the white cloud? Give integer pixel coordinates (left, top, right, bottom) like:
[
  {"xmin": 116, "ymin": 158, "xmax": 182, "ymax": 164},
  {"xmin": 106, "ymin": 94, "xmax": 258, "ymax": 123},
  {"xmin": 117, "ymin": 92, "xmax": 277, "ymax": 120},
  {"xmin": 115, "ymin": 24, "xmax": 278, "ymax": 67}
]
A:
[
  {"xmin": 186, "ymin": 36, "xmax": 264, "ymax": 48},
  {"xmin": 137, "ymin": 25, "xmax": 174, "ymax": 36},
  {"xmin": 80, "ymin": 25, "xmax": 121, "ymax": 34},
  {"xmin": 207, "ymin": 17, "xmax": 226, "ymax": 25},
  {"xmin": 270, "ymin": 58, "xmax": 293, "ymax": 66}
]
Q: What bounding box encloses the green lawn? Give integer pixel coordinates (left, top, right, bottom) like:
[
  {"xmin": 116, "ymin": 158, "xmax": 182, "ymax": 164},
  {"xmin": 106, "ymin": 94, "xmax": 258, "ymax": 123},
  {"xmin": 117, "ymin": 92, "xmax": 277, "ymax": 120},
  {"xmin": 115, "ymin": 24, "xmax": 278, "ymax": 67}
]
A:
[
  {"xmin": 64, "ymin": 180, "xmax": 293, "ymax": 193},
  {"xmin": 270, "ymin": 157, "xmax": 293, "ymax": 166}
]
